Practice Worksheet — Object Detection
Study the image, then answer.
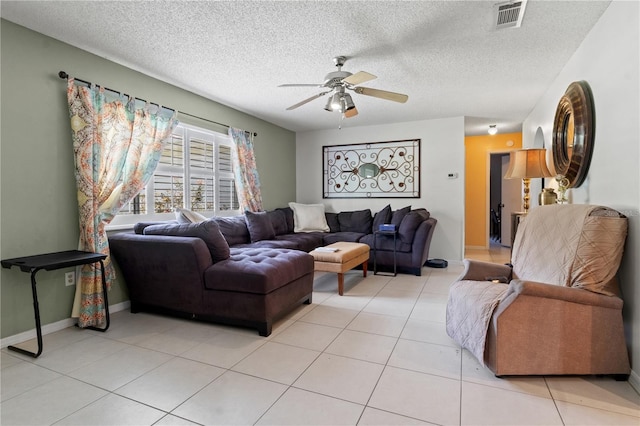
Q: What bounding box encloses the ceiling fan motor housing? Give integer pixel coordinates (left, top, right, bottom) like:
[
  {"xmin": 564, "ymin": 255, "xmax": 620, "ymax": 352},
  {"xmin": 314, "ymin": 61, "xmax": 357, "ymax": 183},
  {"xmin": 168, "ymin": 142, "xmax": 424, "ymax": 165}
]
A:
[{"xmin": 324, "ymin": 71, "xmax": 353, "ymax": 88}]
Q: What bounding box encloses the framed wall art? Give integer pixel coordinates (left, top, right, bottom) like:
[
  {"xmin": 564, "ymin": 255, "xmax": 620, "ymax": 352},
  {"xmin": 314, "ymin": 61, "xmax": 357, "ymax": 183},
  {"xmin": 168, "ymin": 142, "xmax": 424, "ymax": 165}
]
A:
[{"xmin": 323, "ymin": 139, "xmax": 420, "ymax": 198}]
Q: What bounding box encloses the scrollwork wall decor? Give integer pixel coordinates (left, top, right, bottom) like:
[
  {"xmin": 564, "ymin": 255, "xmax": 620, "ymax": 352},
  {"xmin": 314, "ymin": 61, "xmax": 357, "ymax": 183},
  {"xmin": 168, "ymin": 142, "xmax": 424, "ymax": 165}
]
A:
[{"xmin": 323, "ymin": 139, "xmax": 420, "ymax": 198}]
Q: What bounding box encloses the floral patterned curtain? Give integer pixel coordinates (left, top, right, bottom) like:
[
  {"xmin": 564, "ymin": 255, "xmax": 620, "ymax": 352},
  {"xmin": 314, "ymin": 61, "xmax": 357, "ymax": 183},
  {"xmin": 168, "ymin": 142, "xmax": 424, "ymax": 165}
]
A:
[
  {"xmin": 66, "ymin": 79, "xmax": 178, "ymax": 327},
  {"xmin": 228, "ymin": 127, "xmax": 263, "ymax": 212}
]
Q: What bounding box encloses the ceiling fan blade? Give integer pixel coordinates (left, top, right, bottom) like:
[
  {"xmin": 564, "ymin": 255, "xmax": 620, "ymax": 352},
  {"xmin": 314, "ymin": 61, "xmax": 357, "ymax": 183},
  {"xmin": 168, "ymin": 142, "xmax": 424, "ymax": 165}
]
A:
[
  {"xmin": 345, "ymin": 107, "xmax": 358, "ymax": 118},
  {"xmin": 286, "ymin": 91, "xmax": 330, "ymax": 110},
  {"xmin": 354, "ymin": 87, "xmax": 408, "ymax": 103},
  {"xmin": 278, "ymin": 83, "xmax": 324, "ymax": 87},
  {"xmin": 343, "ymin": 71, "xmax": 376, "ymax": 86}
]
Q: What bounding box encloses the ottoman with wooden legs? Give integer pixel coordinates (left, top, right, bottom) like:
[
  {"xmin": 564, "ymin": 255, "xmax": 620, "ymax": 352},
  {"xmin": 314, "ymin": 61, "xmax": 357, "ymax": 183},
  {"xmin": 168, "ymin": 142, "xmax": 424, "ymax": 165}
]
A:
[{"xmin": 309, "ymin": 242, "xmax": 370, "ymax": 295}]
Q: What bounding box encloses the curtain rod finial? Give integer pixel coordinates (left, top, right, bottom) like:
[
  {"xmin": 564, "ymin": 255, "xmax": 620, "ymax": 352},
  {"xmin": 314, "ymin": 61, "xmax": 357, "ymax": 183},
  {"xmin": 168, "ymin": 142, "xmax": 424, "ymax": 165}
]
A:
[{"xmin": 58, "ymin": 71, "xmax": 69, "ymax": 79}]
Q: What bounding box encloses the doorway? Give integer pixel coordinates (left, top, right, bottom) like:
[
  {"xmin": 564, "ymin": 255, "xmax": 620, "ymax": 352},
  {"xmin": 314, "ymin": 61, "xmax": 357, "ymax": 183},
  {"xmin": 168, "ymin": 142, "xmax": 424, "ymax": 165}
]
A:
[{"xmin": 489, "ymin": 152, "xmax": 521, "ymax": 248}]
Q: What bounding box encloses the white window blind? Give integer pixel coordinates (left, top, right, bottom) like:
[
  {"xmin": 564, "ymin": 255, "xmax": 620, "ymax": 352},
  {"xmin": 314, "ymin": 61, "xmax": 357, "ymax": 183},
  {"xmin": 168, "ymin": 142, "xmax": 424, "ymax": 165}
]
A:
[{"xmin": 111, "ymin": 122, "xmax": 239, "ymax": 228}]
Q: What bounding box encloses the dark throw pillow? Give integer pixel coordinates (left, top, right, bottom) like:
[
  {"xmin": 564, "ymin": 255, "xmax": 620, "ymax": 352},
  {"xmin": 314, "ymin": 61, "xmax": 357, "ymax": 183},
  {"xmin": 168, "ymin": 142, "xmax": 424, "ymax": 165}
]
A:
[
  {"xmin": 325, "ymin": 212, "xmax": 341, "ymax": 233},
  {"xmin": 245, "ymin": 210, "xmax": 276, "ymax": 242},
  {"xmin": 266, "ymin": 209, "xmax": 289, "ymax": 236},
  {"xmin": 276, "ymin": 207, "xmax": 295, "ymax": 233},
  {"xmin": 338, "ymin": 209, "xmax": 373, "ymax": 234},
  {"xmin": 212, "ymin": 216, "xmax": 250, "ymax": 245},
  {"xmin": 143, "ymin": 220, "xmax": 230, "ymax": 262},
  {"xmin": 390, "ymin": 205, "xmax": 412, "ymax": 228},
  {"xmin": 372, "ymin": 204, "xmax": 392, "ymax": 232},
  {"xmin": 397, "ymin": 210, "xmax": 429, "ymax": 244}
]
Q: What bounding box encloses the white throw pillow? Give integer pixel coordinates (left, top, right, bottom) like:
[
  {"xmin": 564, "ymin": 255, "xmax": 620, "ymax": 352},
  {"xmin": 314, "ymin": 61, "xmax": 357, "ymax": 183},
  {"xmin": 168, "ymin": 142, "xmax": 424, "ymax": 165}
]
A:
[
  {"xmin": 288, "ymin": 202, "xmax": 330, "ymax": 233},
  {"xmin": 174, "ymin": 208, "xmax": 208, "ymax": 223}
]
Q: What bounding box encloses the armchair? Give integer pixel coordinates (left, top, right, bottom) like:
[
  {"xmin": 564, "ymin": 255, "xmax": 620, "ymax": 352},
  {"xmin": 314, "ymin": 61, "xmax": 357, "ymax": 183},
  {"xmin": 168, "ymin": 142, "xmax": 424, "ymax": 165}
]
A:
[{"xmin": 446, "ymin": 204, "xmax": 630, "ymax": 378}]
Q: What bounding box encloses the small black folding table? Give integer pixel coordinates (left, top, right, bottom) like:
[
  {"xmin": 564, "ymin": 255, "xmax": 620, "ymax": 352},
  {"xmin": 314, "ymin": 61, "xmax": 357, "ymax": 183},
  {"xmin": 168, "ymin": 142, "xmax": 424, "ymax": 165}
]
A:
[{"xmin": 1, "ymin": 250, "xmax": 110, "ymax": 358}]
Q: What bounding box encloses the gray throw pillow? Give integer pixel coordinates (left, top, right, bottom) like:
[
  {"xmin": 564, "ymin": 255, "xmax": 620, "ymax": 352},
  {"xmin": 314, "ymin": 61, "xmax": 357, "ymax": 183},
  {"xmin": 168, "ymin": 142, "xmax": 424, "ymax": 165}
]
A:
[
  {"xmin": 397, "ymin": 209, "xmax": 429, "ymax": 244},
  {"xmin": 143, "ymin": 220, "xmax": 230, "ymax": 262},
  {"xmin": 338, "ymin": 209, "xmax": 373, "ymax": 234},
  {"xmin": 245, "ymin": 211, "xmax": 276, "ymax": 242},
  {"xmin": 390, "ymin": 206, "xmax": 412, "ymax": 228},
  {"xmin": 372, "ymin": 204, "xmax": 392, "ymax": 232},
  {"xmin": 266, "ymin": 209, "xmax": 289, "ymax": 235},
  {"xmin": 325, "ymin": 212, "xmax": 340, "ymax": 233}
]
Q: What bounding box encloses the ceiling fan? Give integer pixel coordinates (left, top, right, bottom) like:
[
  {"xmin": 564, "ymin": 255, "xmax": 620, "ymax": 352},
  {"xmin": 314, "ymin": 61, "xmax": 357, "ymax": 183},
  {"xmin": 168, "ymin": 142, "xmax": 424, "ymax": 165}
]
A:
[{"xmin": 279, "ymin": 56, "xmax": 408, "ymax": 118}]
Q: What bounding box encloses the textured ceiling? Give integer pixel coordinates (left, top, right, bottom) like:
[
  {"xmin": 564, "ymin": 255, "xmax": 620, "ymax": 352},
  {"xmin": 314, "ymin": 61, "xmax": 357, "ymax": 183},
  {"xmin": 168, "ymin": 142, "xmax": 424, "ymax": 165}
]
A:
[{"xmin": 1, "ymin": 1, "xmax": 611, "ymax": 134}]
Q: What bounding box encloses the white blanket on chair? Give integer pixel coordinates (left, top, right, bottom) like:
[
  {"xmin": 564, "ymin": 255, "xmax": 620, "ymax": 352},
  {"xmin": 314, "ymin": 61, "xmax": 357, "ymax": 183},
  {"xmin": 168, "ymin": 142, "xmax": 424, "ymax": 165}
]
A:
[{"xmin": 446, "ymin": 280, "xmax": 508, "ymax": 366}]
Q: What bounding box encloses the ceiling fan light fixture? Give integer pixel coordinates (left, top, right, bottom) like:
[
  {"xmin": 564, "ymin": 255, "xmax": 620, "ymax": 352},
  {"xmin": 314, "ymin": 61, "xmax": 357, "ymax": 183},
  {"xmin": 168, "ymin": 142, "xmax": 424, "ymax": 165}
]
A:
[
  {"xmin": 488, "ymin": 124, "xmax": 498, "ymax": 135},
  {"xmin": 330, "ymin": 93, "xmax": 342, "ymax": 111},
  {"xmin": 324, "ymin": 97, "xmax": 333, "ymax": 112},
  {"xmin": 343, "ymin": 93, "xmax": 356, "ymax": 111}
]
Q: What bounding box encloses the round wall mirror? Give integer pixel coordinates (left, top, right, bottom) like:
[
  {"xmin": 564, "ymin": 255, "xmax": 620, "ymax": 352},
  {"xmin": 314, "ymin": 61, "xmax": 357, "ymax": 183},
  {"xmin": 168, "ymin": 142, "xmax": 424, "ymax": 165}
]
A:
[{"xmin": 551, "ymin": 80, "xmax": 595, "ymax": 188}]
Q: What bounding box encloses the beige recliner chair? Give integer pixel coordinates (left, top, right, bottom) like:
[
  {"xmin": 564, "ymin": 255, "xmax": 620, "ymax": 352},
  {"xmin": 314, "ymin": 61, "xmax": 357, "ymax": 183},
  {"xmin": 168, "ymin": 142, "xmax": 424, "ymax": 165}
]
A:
[{"xmin": 446, "ymin": 204, "xmax": 630, "ymax": 378}]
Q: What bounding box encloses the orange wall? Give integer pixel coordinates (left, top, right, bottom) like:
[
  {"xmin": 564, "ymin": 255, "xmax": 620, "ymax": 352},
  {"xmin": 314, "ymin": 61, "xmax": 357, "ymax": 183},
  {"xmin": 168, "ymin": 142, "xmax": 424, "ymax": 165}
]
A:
[{"xmin": 465, "ymin": 132, "xmax": 522, "ymax": 248}]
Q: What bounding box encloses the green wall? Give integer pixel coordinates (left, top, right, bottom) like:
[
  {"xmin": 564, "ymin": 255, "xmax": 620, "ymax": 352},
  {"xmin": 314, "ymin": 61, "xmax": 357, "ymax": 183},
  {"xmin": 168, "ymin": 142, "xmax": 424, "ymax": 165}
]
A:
[{"xmin": 0, "ymin": 20, "xmax": 296, "ymax": 339}]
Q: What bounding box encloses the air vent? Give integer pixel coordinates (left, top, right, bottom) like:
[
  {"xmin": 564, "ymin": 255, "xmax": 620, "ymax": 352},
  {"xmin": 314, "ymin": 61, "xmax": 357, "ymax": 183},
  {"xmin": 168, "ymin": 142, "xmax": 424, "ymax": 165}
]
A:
[{"xmin": 494, "ymin": 0, "xmax": 528, "ymax": 30}]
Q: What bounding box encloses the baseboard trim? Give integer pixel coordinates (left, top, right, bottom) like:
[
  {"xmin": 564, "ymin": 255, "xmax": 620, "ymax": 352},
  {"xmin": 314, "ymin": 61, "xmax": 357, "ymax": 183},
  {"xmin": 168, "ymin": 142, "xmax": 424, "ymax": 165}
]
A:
[
  {"xmin": 0, "ymin": 301, "xmax": 130, "ymax": 349},
  {"xmin": 629, "ymin": 369, "xmax": 640, "ymax": 394}
]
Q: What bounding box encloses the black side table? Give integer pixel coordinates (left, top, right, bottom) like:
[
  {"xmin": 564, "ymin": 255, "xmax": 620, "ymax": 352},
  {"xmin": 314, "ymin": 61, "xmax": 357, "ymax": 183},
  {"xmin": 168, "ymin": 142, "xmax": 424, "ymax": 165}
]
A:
[
  {"xmin": 373, "ymin": 230, "xmax": 397, "ymax": 277},
  {"xmin": 1, "ymin": 250, "xmax": 110, "ymax": 358}
]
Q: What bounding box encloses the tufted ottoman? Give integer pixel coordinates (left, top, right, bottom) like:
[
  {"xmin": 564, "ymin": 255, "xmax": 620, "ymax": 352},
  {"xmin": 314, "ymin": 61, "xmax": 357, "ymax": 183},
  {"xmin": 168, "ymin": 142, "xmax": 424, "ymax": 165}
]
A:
[
  {"xmin": 310, "ymin": 242, "xmax": 370, "ymax": 296},
  {"xmin": 203, "ymin": 247, "xmax": 314, "ymax": 336}
]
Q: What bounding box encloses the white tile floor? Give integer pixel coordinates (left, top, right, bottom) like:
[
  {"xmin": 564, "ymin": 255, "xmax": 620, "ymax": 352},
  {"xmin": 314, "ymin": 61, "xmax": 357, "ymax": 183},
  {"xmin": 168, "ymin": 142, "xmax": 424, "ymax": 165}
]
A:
[{"xmin": 2, "ymin": 266, "xmax": 639, "ymax": 425}]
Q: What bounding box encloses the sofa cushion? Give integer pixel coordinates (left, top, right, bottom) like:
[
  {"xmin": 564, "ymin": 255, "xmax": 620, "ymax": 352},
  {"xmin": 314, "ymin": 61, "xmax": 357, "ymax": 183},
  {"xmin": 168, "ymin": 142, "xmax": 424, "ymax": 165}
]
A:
[
  {"xmin": 390, "ymin": 205, "xmax": 411, "ymax": 227},
  {"xmin": 325, "ymin": 212, "xmax": 341, "ymax": 232},
  {"xmin": 323, "ymin": 232, "xmax": 366, "ymax": 245},
  {"xmin": 267, "ymin": 209, "xmax": 289, "ymax": 236},
  {"xmin": 245, "ymin": 211, "xmax": 276, "ymax": 242},
  {"xmin": 174, "ymin": 208, "xmax": 207, "ymax": 224},
  {"xmin": 338, "ymin": 209, "xmax": 373, "ymax": 234},
  {"xmin": 212, "ymin": 216, "xmax": 250, "ymax": 246},
  {"xmin": 204, "ymin": 247, "xmax": 314, "ymax": 294},
  {"xmin": 274, "ymin": 233, "xmax": 325, "ymax": 252},
  {"xmin": 372, "ymin": 204, "xmax": 392, "ymax": 232},
  {"xmin": 143, "ymin": 220, "xmax": 230, "ymax": 262},
  {"xmin": 233, "ymin": 240, "xmax": 299, "ymax": 250},
  {"xmin": 289, "ymin": 202, "xmax": 330, "ymax": 232},
  {"xmin": 398, "ymin": 209, "xmax": 430, "ymax": 244}
]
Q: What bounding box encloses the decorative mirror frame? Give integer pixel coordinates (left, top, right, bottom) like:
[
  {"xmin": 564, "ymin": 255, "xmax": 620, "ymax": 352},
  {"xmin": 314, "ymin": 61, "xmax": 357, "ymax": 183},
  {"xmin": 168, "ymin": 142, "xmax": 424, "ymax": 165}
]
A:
[
  {"xmin": 323, "ymin": 139, "xmax": 420, "ymax": 198},
  {"xmin": 551, "ymin": 80, "xmax": 595, "ymax": 188}
]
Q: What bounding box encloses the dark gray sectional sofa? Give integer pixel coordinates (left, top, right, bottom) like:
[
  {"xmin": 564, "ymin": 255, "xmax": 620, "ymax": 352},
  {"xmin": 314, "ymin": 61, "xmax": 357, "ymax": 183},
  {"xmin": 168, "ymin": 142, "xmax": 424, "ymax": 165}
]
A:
[{"xmin": 109, "ymin": 205, "xmax": 437, "ymax": 336}]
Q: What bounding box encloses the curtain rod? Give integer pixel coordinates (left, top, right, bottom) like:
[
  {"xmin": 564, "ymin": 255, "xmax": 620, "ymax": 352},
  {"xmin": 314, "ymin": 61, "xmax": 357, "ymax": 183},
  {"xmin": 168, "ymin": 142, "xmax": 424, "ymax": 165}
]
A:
[{"xmin": 58, "ymin": 71, "xmax": 257, "ymax": 137}]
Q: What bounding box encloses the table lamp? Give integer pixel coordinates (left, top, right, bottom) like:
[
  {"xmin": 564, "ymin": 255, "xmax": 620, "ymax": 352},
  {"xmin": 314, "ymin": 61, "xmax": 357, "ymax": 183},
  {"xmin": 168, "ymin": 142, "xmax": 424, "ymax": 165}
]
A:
[{"xmin": 504, "ymin": 149, "xmax": 554, "ymax": 213}]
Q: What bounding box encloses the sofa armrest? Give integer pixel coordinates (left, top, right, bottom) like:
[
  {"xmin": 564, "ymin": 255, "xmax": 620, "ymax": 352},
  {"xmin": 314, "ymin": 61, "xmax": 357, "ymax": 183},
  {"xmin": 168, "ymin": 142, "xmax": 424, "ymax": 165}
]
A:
[
  {"xmin": 410, "ymin": 217, "xmax": 437, "ymax": 267},
  {"xmin": 109, "ymin": 233, "xmax": 213, "ymax": 311},
  {"xmin": 458, "ymin": 259, "xmax": 512, "ymax": 282},
  {"xmin": 505, "ymin": 279, "xmax": 623, "ymax": 309}
]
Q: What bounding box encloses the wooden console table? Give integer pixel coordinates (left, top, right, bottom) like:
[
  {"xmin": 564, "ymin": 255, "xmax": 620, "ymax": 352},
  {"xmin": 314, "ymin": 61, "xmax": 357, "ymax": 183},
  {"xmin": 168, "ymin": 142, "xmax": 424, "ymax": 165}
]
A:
[{"xmin": 1, "ymin": 250, "xmax": 110, "ymax": 358}]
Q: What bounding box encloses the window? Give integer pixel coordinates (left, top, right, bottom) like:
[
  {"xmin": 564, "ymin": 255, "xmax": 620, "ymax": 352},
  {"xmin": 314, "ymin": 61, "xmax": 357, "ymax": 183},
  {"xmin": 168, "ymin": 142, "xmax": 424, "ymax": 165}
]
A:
[{"xmin": 110, "ymin": 123, "xmax": 239, "ymax": 228}]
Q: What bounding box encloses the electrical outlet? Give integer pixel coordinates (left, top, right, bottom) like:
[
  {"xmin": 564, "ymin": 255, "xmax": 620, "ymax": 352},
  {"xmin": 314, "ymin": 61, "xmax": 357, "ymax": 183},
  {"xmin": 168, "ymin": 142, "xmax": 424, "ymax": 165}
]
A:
[{"xmin": 65, "ymin": 271, "xmax": 75, "ymax": 286}]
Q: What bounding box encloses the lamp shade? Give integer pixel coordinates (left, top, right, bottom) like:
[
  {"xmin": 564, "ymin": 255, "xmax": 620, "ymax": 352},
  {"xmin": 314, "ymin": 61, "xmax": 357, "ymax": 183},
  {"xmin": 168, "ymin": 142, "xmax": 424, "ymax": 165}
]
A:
[{"xmin": 504, "ymin": 149, "xmax": 554, "ymax": 179}]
